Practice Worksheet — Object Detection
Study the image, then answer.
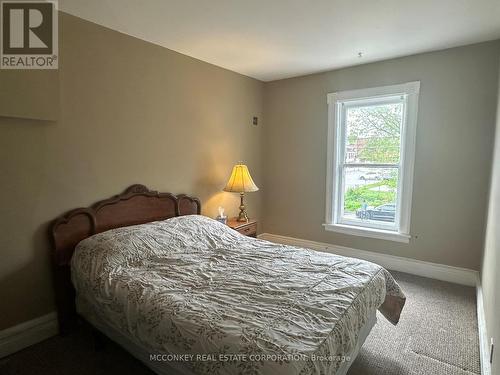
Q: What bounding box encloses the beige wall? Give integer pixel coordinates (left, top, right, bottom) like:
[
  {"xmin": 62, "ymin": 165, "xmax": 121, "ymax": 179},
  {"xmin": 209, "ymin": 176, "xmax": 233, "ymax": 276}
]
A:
[
  {"xmin": 481, "ymin": 60, "xmax": 500, "ymax": 374},
  {"xmin": 0, "ymin": 13, "xmax": 264, "ymax": 330},
  {"xmin": 263, "ymin": 41, "xmax": 500, "ymax": 270},
  {"xmin": 0, "ymin": 70, "xmax": 58, "ymax": 120}
]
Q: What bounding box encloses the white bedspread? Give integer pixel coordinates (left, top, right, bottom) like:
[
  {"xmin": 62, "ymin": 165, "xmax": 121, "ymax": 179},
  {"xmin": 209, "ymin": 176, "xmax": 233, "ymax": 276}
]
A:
[{"xmin": 71, "ymin": 215, "xmax": 405, "ymax": 375}]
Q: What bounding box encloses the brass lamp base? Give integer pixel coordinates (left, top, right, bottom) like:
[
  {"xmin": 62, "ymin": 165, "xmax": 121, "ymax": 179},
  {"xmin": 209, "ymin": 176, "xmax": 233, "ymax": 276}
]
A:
[{"xmin": 237, "ymin": 192, "xmax": 249, "ymax": 222}]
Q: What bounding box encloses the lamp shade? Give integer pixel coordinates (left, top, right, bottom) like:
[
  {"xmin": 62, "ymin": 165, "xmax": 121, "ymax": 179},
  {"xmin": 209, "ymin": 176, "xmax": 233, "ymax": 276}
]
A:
[{"xmin": 223, "ymin": 164, "xmax": 259, "ymax": 193}]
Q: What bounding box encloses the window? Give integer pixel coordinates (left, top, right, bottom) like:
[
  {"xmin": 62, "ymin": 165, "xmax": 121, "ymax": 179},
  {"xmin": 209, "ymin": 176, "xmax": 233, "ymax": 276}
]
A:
[{"xmin": 324, "ymin": 82, "xmax": 420, "ymax": 243}]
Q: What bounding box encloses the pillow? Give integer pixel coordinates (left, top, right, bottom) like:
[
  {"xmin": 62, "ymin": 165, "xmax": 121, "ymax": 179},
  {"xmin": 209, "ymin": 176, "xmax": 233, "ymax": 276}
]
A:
[{"xmin": 71, "ymin": 215, "xmax": 243, "ymax": 285}]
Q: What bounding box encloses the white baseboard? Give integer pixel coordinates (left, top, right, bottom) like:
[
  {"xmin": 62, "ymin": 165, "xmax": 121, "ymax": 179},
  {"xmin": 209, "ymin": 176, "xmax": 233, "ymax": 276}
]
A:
[
  {"xmin": 258, "ymin": 233, "xmax": 478, "ymax": 286},
  {"xmin": 0, "ymin": 312, "xmax": 58, "ymax": 358},
  {"xmin": 476, "ymin": 276, "xmax": 492, "ymax": 375}
]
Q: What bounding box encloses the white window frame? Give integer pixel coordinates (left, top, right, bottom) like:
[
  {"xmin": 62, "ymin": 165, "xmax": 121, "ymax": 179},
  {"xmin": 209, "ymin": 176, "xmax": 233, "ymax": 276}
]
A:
[{"xmin": 324, "ymin": 82, "xmax": 420, "ymax": 243}]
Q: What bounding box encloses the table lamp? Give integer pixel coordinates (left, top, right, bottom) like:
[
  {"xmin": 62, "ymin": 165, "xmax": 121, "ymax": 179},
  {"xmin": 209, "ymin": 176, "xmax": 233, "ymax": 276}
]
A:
[{"xmin": 223, "ymin": 163, "xmax": 259, "ymax": 222}]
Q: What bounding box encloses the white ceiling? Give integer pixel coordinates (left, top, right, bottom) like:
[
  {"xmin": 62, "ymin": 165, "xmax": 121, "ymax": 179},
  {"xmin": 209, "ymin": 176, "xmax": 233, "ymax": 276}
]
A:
[{"xmin": 59, "ymin": 0, "xmax": 500, "ymax": 82}]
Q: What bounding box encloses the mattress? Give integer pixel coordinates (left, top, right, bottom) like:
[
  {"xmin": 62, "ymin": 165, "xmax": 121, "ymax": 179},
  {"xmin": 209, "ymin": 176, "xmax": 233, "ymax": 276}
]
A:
[{"xmin": 71, "ymin": 215, "xmax": 405, "ymax": 375}]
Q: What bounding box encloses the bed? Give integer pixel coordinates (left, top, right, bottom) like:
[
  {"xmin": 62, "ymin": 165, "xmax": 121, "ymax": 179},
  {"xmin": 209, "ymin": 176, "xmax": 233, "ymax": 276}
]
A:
[{"xmin": 50, "ymin": 184, "xmax": 406, "ymax": 375}]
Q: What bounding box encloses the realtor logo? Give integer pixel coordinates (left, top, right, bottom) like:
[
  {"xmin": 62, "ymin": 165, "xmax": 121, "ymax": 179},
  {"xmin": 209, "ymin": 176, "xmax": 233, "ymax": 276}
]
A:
[{"xmin": 1, "ymin": 0, "xmax": 58, "ymax": 69}]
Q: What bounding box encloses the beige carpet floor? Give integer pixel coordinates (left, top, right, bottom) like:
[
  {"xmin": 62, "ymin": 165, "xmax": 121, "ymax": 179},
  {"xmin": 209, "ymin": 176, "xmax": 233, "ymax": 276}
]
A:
[
  {"xmin": 348, "ymin": 271, "xmax": 479, "ymax": 375},
  {"xmin": 0, "ymin": 271, "xmax": 479, "ymax": 375}
]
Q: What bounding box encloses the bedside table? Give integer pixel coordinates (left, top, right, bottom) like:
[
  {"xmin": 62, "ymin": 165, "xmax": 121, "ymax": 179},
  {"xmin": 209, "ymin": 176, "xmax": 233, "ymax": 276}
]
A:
[{"xmin": 227, "ymin": 218, "xmax": 257, "ymax": 238}]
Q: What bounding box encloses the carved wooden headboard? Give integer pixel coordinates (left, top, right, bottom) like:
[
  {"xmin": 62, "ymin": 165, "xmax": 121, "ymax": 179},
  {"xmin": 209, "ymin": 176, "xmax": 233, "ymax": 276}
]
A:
[{"xmin": 49, "ymin": 184, "xmax": 201, "ymax": 333}]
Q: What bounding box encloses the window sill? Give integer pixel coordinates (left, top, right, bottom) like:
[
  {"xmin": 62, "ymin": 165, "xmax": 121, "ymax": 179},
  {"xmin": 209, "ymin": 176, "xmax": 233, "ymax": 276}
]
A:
[{"xmin": 323, "ymin": 223, "xmax": 410, "ymax": 243}]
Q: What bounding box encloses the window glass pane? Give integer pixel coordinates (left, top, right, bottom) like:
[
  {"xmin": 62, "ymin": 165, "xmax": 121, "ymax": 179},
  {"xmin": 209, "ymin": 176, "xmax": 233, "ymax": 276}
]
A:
[
  {"xmin": 342, "ymin": 167, "xmax": 398, "ymax": 224},
  {"xmin": 345, "ymin": 102, "xmax": 403, "ymax": 164}
]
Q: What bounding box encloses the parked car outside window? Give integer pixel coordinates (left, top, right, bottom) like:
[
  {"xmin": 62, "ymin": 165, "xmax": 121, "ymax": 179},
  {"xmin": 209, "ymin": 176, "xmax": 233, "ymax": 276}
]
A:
[{"xmin": 356, "ymin": 203, "xmax": 396, "ymax": 222}]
